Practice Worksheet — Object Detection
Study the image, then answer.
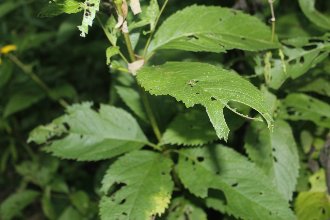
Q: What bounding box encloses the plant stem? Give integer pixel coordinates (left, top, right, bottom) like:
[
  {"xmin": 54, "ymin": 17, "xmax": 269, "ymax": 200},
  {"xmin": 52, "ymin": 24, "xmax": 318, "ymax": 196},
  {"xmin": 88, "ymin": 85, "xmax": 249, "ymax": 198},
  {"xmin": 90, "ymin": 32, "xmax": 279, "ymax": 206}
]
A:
[
  {"xmin": 139, "ymin": 88, "xmax": 162, "ymax": 142},
  {"xmin": 123, "ymin": 32, "xmax": 136, "ymax": 62},
  {"xmin": 7, "ymin": 54, "xmax": 68, "ymax": 108},
  {"xmin": 268, "ymin": 0, "xmax": 276, "ymax": 42},
  {"xmin": 143, "ymin": 0, "xmax": 169, "ymax": 58},
  {"xmin": 97, "ymin": 16, "xmax": 129, "ymax": 64}
]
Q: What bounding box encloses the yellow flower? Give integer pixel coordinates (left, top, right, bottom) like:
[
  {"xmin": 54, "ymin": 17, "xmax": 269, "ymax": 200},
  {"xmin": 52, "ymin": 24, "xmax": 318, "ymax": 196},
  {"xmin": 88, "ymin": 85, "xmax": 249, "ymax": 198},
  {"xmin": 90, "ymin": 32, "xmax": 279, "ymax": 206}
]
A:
[{"xmin": 0, "ymin": 44, "xmax": 17, "ymax": 54}]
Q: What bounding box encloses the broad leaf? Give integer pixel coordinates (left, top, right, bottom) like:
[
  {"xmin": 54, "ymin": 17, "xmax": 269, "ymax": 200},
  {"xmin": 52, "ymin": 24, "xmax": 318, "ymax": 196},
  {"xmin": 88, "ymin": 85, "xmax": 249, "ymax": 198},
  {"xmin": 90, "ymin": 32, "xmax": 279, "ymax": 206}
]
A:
[
  {"xmin": 0, "ymin": 190, "xmax": 40, "ymax": 220},
  {"xmin": 298, "ymin": 0, "xmax": 330, "ymax": 30},
  {"xmin": 161, "ymin": 109, "xmax": 217, "ymax": 146},
  {"xmin": 28, "ymin": 103, "xmax": 149, "ymax": 161},
  {"xmin": 244, "ymin": 120, "xmax": 299, "ymax": 201},
  {"xmin": 148, "ymin": 5, "xmax": 278, "ymax": 54},
  {"xmin": 177, "ymin": 145, "xmax": 296, "ymax": 220},
  {"xmin": 279, "ymin": 93, "xmax": 330, "ymax": 128},
  {"xmin": 137, "ymin": 62, "xmax": 272, "ymax": 141},
  {"xmin": 295, "ymin": 169, "xmax": 330, "ymax": 220},
  {"xmin": 100, "ymin": 150, "xmax": 174, "ymax": 220},
  {"xmin": 165, "ymin": 197, "xmax": 207, "ymax": 220},
  {"xmin": 38, "ymin": 0, "xmax": 83, "ymax": 17}
]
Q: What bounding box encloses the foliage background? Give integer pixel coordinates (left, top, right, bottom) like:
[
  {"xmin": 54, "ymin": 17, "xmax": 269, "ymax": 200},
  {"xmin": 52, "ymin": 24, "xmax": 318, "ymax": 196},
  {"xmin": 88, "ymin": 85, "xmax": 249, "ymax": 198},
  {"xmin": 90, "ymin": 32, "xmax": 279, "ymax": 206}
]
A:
[{"xmin": 0, "ymin": 0, "xmax": 330, "ymax": 219}]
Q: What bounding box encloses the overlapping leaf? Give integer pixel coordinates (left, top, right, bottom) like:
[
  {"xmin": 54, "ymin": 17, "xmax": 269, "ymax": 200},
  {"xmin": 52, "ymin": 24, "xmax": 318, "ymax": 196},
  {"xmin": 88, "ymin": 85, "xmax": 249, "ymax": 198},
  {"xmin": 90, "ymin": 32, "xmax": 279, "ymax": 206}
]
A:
[
  {"xmin": 279, "ymin": 93, "xmax": 330, "ymax": 128},
  {"xmin": 100, "ymin": 150, "xmax": 174, "ymax": 220},
  {"xmin": 28, "ymin": 103, "xmax": 149, "ymax": 161},
  {"xmin": 244, "ymin": 120, "xmax": 299, "ymax": 201},
  {"xmin": 38, "ymin": 0, "xmax": 83, "ymax": 17},
  {"xmin": 148, "ymin": 5, "xmax": 278, "ymax": 54},
  {"xmin": 177, "ymin": 145, "xmax": 295, "ymax": 220},
  {"xmin": 298, "ymin": 0, "xmax": 330, "ymax": 30},
  {"xmin": 161, "ymin": 109, "xmax": 217, "ymax": 146},
  {"xmin": 295, "ymin": 169, "xmax": 330, "ymax": 220},
  {"xmin": 137, "ymin": 62, "xmax": 272, "ymax": 141},
  {"xmin": 165, "ymin": 197, "xmax": 207, "ymax": 220}
]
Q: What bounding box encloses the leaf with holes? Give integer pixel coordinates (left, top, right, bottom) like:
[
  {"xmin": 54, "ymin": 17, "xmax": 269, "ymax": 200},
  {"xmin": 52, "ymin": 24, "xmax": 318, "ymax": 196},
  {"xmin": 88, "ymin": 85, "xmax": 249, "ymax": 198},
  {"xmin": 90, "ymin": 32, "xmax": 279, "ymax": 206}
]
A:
[
  {"xmin": 177, "ymin": 145, "xmax": 296, "ymax": 220},
  {"xmin": 244, "ymin": 120, "xmax": 300, "ymax": 201},
  {"xmin": 137, "ymin": 62, "xmax": 273, "ymax": 141},
  {"xmin": 298, "ymin": 0, "xmax": 330, "ymax": 30},
  {"xmin": 147, "ymin": 5, "xmax": 278, "ymax": 54},
  {"xmin": 279, "ymin": 93, "xmax": 330, "ymax": 128},
  {"xmin": 295, "ymin": 169, "xmax": 330, "ymax": 220},
  {"xmin": 100, "ymin": 150, "xmax": 174, "ymax": 220},
  {"xmin": 28, "ymin": 103, "xmax": 149, "ymax": 161},
  {"xmin": 38, "ymin": 0, "xmax": 83, "ymax": 17},
  {"xmin": 161, "ymin": 109, "xmax": 217, "ymax": 146},
  {"xmin": 165, "ymin": 197, "xmax": 207, "ymax": 220},
  {"xmin": 77, "ymin": 0, "xmax": 100, "ymax": 37}
]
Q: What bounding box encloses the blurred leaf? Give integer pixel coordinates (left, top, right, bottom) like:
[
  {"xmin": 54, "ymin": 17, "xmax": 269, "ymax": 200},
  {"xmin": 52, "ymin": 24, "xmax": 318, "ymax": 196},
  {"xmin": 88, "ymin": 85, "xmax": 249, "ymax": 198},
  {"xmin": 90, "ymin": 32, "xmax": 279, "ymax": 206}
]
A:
[
  {"xmin": 295, "ymin": 169, "xmax": 330, "ymax": 220},
  {"xmin": 106, "ymin": 46, "xmax": 119, "ymax": 65},
  {"xmin": 100, "ymin": 150, "xmax": 174, "ymax": 220},
  {"xmin": 41, "ymin": 189, "xmax": 56, "ymax": 220},
  {"xmin": 0, "ymin": 190, "xmax": 39, "ymax": 220},
  {"xmin": 279, "ymin": 93, "xmax": 330, "ymax": 128},
  {"xmin": 3, "ymin": 87, "xmax": 45, "ymax": 117},
  {"xmin": 58, "ymin": 206, "xmax": 83, "ymax": 220},
  {"xmin": 70, "ymin": 191, "xmax": 90, "ymax": 214},
  {"xmin": 0, "ymin": 60, "xmax": 13, "ymax": 89},
  {"xmin": 298, "ymin": 0, "xmax": 330, "ymax": 30},
  {"xmin": 137, "ymin": 62, "xmax": 273, "ymax": 141},
  {"xmin": 0, "ymin": 1, "xmax": 23, "ymax": 18},
  {"xmin": 115, "ymin": 86, "xmax": 148, "ymax": 122},
  {"xmin": 161, "ymin": 109, "xmax": 217, "ymax": 146},
  {"xmin": 244, "ymin": 120, "xmax": 300, "ymax": 201},
  {"xmin": 177, "ymin": 145, "xmax": 296, "ymax": 220},
  {"xmin": 148, "ymin": 5, "xmax": 278, "ymax": 54},
  {"xmin": 29, "ymin": 103, "xmax": 149, "ymax": 161},
  {"xmin": 165, "ymin": 197, "xmax": 207, "ymax": 220},
  {"xmin": 38, "ymin": 0, "xmax": 83, "ymax": 17}
]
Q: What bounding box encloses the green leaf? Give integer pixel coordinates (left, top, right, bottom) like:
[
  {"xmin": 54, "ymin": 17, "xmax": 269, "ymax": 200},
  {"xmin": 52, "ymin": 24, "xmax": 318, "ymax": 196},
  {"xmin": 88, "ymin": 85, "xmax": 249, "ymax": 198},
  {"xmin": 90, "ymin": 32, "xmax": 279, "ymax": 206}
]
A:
[
  {"xmin": 295, "ymin": 169, "xmax": 330, "ymax": 220},
  {"xmin": 0, "ymin": 1, "xmax": 23, "ymax": 18},
  {"xmin": 298, "ymin": 0, "xmax": 330, "ymax": 30},
  {"xmin": 279, "ymin": 93, "xmax": 330, "ymax": 128},
  {"xmin": 0, "ymin": 60, "xmax": 13, "ymax": 89},
  {"xmin": 58, "ymin": 207, "xmax": 83, "ymax": 220},
  {"xmin": 0, "ymin": 190, "xmax": 39, "ymax": 220},
  {"xmin": 161, "ymin": 109, "xmax": 217, "ymax": 146},
  {"xmin": 129, "ymin": 0, "xmax": 159, "ymax": 32},
  {"xmin": 244, "ymin": 120, "xmax": 300, "ymax": 201},
  {"xmin": 100, "ymin": 150, "xmax": 174, "ymax": 220},
  {"xmin": 176, "ymin": 145, "xmax": 295, "ymax": 220},
  {"xmin": 70, "ymin": 191, "xmax": 90, "ymax": 214},
  {"xmin": 115, "ymin": 86, "xmax": 149, "ymax": 122},
  {"xmin": 148, "ymin": 5, "xmax": 278, "ymax": 54},
  {"xmin": 38, "ymin": 0, "xmax": 83, "ymax": 17},
  {"xmin": 3, "ymin": 87, "xmax": 45, "ymax": 117},
  {"xmin": 29, "ymin": 103, "xmax": 149, "ymax": 161},
  {"xmin": 137, "ymin": 62, "xmax": 272, "ymax": 141},
  {"xmin": 106, "ymin": 46, "xmax": 120, "ymax": 65},
  {"xmin": 78, "ymin": 0, "xmax": 101, "ymax": 37},
  {"xmin": 165, "ymin": 197, "xmax": 207, "ymax": 220}
]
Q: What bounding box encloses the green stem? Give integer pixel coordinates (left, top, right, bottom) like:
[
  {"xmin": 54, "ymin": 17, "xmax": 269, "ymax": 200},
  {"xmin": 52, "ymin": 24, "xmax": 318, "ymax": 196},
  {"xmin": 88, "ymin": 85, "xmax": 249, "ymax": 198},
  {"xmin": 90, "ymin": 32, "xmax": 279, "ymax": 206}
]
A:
[
  {"xmin": 143, "ymin": 0, "xmax": 169, "ymax": 58},
  {"xmin": 97, "ymin": 16, "xmax": 129, "ymax": 64},
  {"xmin": 123, "ymin": 32, "xmax": 136, "ymax": 62},
  {"xmin": 139, "ymin": 87, "xmax": 162, "ymax": 142},
  {"xmin": 7, "ymin": 54, "xmax": 68, "ymax": 108},
  {"xmin": 268, "ymin": 0, "xmax": 276, "ymax": 42}
]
